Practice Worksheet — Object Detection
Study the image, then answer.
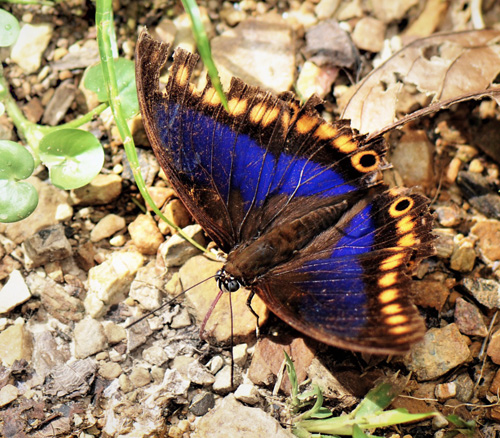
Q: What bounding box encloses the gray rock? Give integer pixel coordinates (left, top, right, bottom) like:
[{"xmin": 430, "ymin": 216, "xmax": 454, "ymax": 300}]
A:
[
  {"xmin": 142, "ymin": 345, "xmax": 168, "ymax": 366},
  {"xmin": 23, "ymin": 224, "xmax": 72, "ymax": 269},
  {"xmin": 404, "ymin": 323, "xmax": 470, "ymax": 381},
  {"xmin": 74, "ymin": 318, "xmax": 107, "ymax": 359},
  {"xmin": 32, "ymin": 330, "xmax": 70, "ymax": 378},
  {"xmin": 462, "ymin": 277, "xmax": 500, "ymax": 309},
  {"xmin": 129, "ymin": 261, "xmax": 164, "ymax": 310},
  {"xmin": 454, "ymin": 297, "xmax": 488, "ymax": 337},
  {"xmin": 41, "ymin": 79, "xmax": 77, "ymax": 126},
  {"xmin": 192, "ymin": 394, "xmax": 294, "ymax": 438},
  {"xmin": 213, "ymin": 365, "xmax": 238, "ymax": 394},
  {"xmin": 0, "ymin": 270, "xmax": 31, "ymax": 314},
  {"xmin": 187, "ymin": 361, "xmax": 215, "ymax": 386},
  {"xmin": 190, "ymin": 391, "xmax": 215, "ymax": 416}
]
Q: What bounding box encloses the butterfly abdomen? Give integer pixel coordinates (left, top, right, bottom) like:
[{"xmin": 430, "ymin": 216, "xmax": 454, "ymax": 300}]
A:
[{"xmin": 224, "ymin": 200, "xmax": 352, "ymax": 283}]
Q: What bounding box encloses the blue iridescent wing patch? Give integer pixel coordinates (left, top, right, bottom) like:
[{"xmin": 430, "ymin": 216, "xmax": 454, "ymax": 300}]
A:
[{"xmin": 136, "ymin": 31, "xmax": 434, "ymax": 354}]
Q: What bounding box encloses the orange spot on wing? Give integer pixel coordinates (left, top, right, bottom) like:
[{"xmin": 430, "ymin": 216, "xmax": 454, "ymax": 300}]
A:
[
  {"xmin": 250, "ymin": 102, "xmax": 267, "ymax": 123},
  {"xmin": 203, "ymin": 88, "xmax": 221, "ymax": 106},
  {"xmin": 379, "ymin": 289, "xmax": 399, "ymax": 304},
  {"xmin": 262, "ymin": 107, "xmax": 280, "ymax": 127},
  {"xmin": 381, "ymin": 253, "xmax": 405, "ymax": 271},
  {"xmin": 295, "ymin": 115, "xmax": 317, "ymax": 134},
  {"xmin": 332, "ymin": 134, "xmax": 357, "ymax": 153},
  {"xmin": 314, "ymin": 123, "xmax": 338, "ymax": 140},
  {"xmin": 386, "ymin": 315, "xmax": 408, "ymax": 325},
  {"xmin": 378, "ymin": 272, "xmax": 397, "ymax": 288},
  {"xmin": 228, "ymin": 98, "xmax": 248, "ymax": 116}
]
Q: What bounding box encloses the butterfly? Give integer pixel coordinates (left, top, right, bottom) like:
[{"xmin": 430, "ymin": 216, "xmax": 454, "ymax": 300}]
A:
[{"xmin": 135, "ymin": 30, "xmax": 434, "ymax": 355}]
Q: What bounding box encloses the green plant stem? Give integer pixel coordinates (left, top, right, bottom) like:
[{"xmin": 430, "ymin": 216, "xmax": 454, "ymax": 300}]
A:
[
  {"xmin": 95, "ymin": 0, "xmax": 207, "ymax": 253},
  {"xmin": 0, "ymin": 69, "xmax": 108, "ymax": 162}
]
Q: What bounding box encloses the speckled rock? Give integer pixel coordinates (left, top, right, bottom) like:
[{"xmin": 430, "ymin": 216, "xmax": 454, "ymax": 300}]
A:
[
  {"xmin": 404, "ymin": 323, "xmax": 470, "ymax": 381},
  {"xmin": 454, "ymin": 297, "xmax": 488, "ymax": 337}
]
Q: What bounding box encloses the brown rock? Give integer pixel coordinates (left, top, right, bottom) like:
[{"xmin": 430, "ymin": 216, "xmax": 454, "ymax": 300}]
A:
[
  {"xmin": 487, "ymin": 329, "xmax": 500, "ymax": 365},
  {"xmin": 90, "ymin": 214, "xmax": 126, "ymax": 242},
  {"xmin": 435, "ymin": 382, "xmax": 456, "ymax": 401},
  {"xmin": 489, "ymin": 368, "xmax": 500, "ymax": 395},
  {"xmin": 128, "ymin": 214, "xmax": 164, "ymax": 255},
  {"xmin": 454, "ymin": 298, "xmax": 488, "ymax": 337},
  {"xmin": 159, "ymin": 198, "xmax": 192, "ymax": 235},
  {"xmin": 412, "ymin": 279, "xmax": 450, "ymax": 312},
  {"xmin": 74, "ymin": 241, "xmax": 96, "ymax": 271},
  {"xmin": 352, "ymin": 17, "xmax": 386, "ymax": 53},
  {"xmin": 471, "ymin": 220, "xmax": 500, "ymax": 261},
  {"xmin": 146, "ymin": 186, "xmax": 175, "ymax": 211},
  {"xmin": 179, "ymin": 255, "xmax": 268, "ymax": 344},
  {"xmin": 248, "ymin": 336, "xmax": 315, "ymax": 394},
  {"xmin": 449, "ymin": 238, "xmax": 476, "ymax": 272},
  {"xmin": 461, "ymin": 277, "xmax": 500, "ymax": 309}
]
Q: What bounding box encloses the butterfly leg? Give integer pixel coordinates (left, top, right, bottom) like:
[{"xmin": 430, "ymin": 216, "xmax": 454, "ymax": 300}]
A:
[{"xmin": 246, "ymin": 291, "xmax": 260, "ymax": 338}]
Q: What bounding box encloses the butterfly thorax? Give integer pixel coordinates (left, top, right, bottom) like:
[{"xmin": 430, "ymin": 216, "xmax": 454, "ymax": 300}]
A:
[{"xmin": 221, "ymin": 200, "xmax": 350, "ymax": 288}]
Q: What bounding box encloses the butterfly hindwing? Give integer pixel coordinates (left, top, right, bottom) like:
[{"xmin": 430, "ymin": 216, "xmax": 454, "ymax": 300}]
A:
[{"xmin": 253, "ymin": 189, "xmax": 433, "ymax": 353}]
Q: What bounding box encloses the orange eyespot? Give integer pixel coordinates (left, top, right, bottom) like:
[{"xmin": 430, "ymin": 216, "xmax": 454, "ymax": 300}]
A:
[
  {"xmin": 389, "ymin": 197, "xmax": 414, "ymax": 217},
  {"xmin": 351, "ymin": 151, "xmax": 380, "ymax": 172}
]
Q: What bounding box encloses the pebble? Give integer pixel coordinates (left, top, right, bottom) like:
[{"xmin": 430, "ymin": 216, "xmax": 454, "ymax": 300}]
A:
[
  {"xmin": 129, "ymin": 261, "xmax": 164, "ymax": 310},
  {"xmin": 159, "ymin": 199, "xmax": 192, "ymax": 235},
  {"xmin": 85, "ymin": 250, "xmax": 144, "ymax": 318},
  {"xmin": 146, "ymin": 186, "xmax": 175, "ymax": 211},
  {"xmin": 11, "ymin": 23, "xmax": 53, "ymax": 74},
  {"xmin": 0, "ymin": 270, "xmax": 31, "ymax": 314},
  {"xmin": 32, "ymin": 330, "xmax": 70, "ymax": 378},
  {"xmin": 23, "ymin": 224, "xmax": 73, "ymax": 269},
  {"xmin": 487, "ymin": 330, "xmax": 500, "ymax": 365},
  {"xmin": 454, "ymin": 373, "xmax": 474, "ymax": 402},
  {"xmin": 157, "ymin": 224, "xmax": 205, "ymax": 268},
  {"xmin": 207, "ymin": 355, "xmax": 225, "ymax": 375},
  {"xmin": 162, "ymin": 369, "xmax": 190, "ymax": 399},
  {"xmin": 213, "ymin": 365, "xmax": 236, "ymax": 394},
  {"xmin": 233, "ymin": 343, "xmax": 248, "ymax": 366},
  {"xmin": 119, "ymin": 374, "xmax": 133, "ymax": 393},
  {"xmin": 102, "ymin": 321, "xmax": 127, "ymax": 344},
  {"xmin": 0, "ymin": 321, "xmax": 33, "ymax": 366},
  {"xmin": 461, "ymin": 277, "xmax": 500, "ymax": 309},
  {"xmin": 90, "ymin": 214, "xmax": 126, "ymax": 242},
  {"xmin": 187, "ymin": 361, "xmax": 216, "ymax": 386},
  {"xmin": 211, "ymin": 13, "xmax": 295, "ymax": 93},
  {"xmin": 471, "ymin": 220, "xmax": 500, "ymax": 261},
  {"xmin": 170, "ymin": 306, "xmax": 192, "ymax": 329},
  {"xmin": 26, "ymin": 273, "xmax": 84, "ymax": 324},
  {"xmin": 0, "ymin": 384, "xmax": 19, "ymax": 407},
  {"xmin": 372, "ymin": 0, "xmax": 418, "ymax": 22},
  {"xmin": 296, "ymin": 61, "xmax": 338, "ymax": 99},
  {"xmin": 449, "ymin": 237, "xmax": 476, "ymax": 272},
  {"xmin": 192, "ymin": 394, "xmax": 294, "ymax": 438},
  {"xmin": 411, "ymin": 279, "xmax": 450, "ymax": 312},
  {"xmin": 352, "ymin": 17, "xmax": 386, "ymax": 52},
  {"xmin": 234, "ymin": 383, "xmax": 260, "ymax": 405},
  {"xmin": 434, "ymin": 205, "xmax": 462, "ymax": 227},
  {"xmin": 99, "ymin": 362, "xmax": 122, "ymax": 380},
  {"xmin": 435, "ymin": 382, "xmax": 456, "ymax": 401},
  {"xmin": 173, "ymin": 8, "xmax": 213, "ymax": 53},
  {"xmin": 129, "ymin": 367, "xmax": 152, "ymax": 388},
  {"xmin": 180, "ymin": 255, "xmax": 268, "ymax": 343},
  {"xmin": 248, "ymin": 336, "xmax": 315, "ymax": 394},
  {"xmin": 154, "ymin": 18, "xmax": 177, "ymax": 46},
  {"xmin": 142, "ymin": 345, "xmax": 169, "ymax": 367},
  {"xmin": 74, "ymin": 318, "xmax": 107, "ymax": 359},
  {"xmin": 70, "ymin": 174, "xmax": 122, "ymax": 206},
  {"xmin": 389, "ymin": 130, "xmax": 435, "ymax": 190},
  {"xmin": 314, "ymin": 0, "xmax": 340, "ymax": 19},
  {"xmin": 41, "ymin": 79, "xmax": 77, "ymax": 126},
  {"xmin": 433, "ymin": 228, "xmax": 455, "ymax": 259},
  {"xmin": 454, "ymin": 297, "xmax": 488, "ymax": 337},
  {"xmin": 404, "ymin": 323, "xmax": 470, "ymax": 381},
  {"xmin": 0, "ymin": 177, "xmax": 71, "ymax": 244},
  {"xmin": 128, "ymin": 214, "xmax": 164, "ymax": 255},
  {"xmin": 190, "ymin": 391, "xmax": 215, "ymax": 416}
]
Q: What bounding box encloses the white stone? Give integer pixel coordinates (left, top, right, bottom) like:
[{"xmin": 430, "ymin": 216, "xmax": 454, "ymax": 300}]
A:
[
  {"xmin": 233, "ymin": 343, "xmax": 248, "ymax": 366},
  {"xmin": 11, "ymin": 23, "xmax": 53, "ymax": 74},
  {"xmin": 0, "ymin": 270, "xmax": 31, "ymax": 314},
  {"xmin": 234, "ymin": 383, "xmax": 260, "ymax": 405}
]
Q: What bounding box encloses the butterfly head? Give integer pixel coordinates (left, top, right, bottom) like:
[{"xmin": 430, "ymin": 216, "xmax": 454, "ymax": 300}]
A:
[{"xmin": 216, "ymin": 269, "xmax": 242, "ymax": 293}]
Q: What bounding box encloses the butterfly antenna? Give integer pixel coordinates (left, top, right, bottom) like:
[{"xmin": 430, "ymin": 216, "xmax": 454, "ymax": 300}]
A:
[{"xmin": 126, "ymin": 275, "xmax": 217, "ymax": 329}]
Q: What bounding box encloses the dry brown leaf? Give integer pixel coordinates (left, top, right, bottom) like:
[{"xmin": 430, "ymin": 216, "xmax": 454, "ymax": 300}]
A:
[{"xmin": 343, "ymin": 30, "xmax": 500, "ymax": 133}]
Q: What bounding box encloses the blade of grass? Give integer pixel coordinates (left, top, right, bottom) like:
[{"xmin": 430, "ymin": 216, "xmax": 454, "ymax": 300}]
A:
[
  {"xmin": 95, "ymin": 0, "xmax": 206, "ymax": 253},
  {"xmin": 181, "ymin": 0, "xmax": 228, "ymax": 111}
]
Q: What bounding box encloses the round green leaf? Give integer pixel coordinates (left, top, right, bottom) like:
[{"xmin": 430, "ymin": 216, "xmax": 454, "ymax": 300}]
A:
[
  {"xmin": 83, "ymin": 58, "xmax": 139, "ymax": 119},
  {"xmin": 0, "ymin": 9, "xmax": 20, "ymax": 47},
  {"xmin": 39, "ymin": 129, "xmax": 104, "ymax": 190},
  {"xmin": 0, "ymin": 180, "xmax": 38, "ymax": 222},
  {"xmin": 0, "ymin": 140, "xmax": 35, "ymax": 180}
]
